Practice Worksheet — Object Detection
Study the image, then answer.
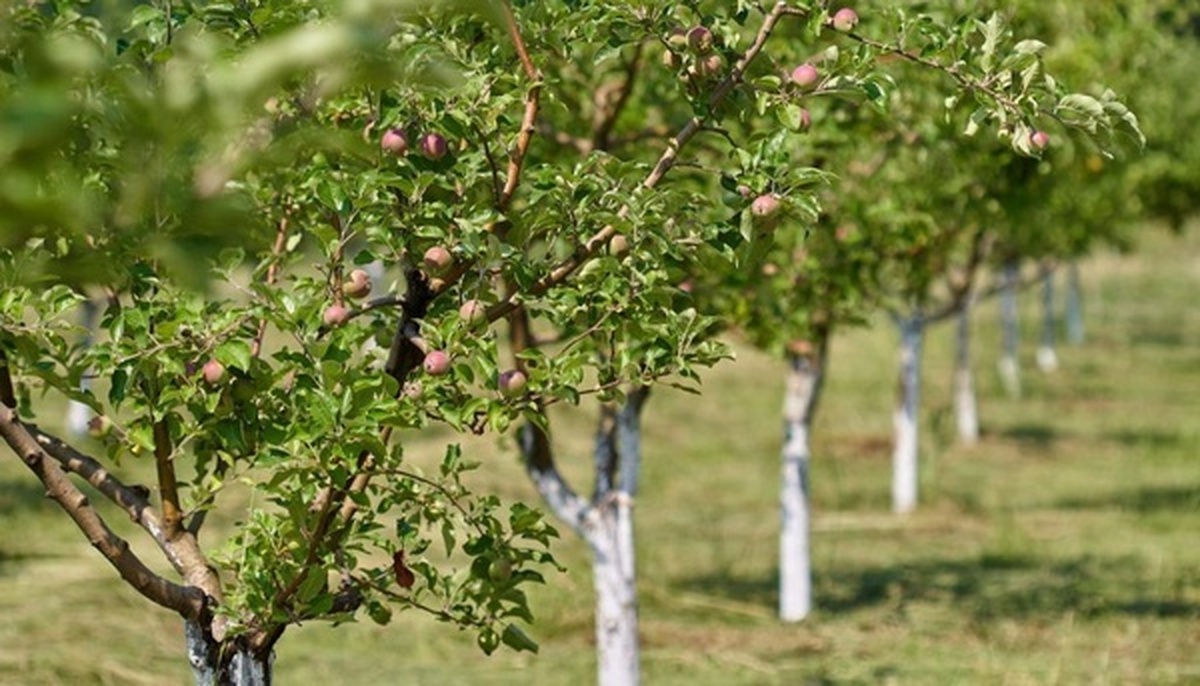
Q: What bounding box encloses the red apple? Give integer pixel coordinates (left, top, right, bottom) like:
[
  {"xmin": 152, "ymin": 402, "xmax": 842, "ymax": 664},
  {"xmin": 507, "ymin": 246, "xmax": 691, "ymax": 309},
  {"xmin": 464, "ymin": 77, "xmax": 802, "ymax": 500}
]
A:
[
  {"xmin": 381, "ymin": 128, "xmax": 408, "ymax": 155},
  {"xmin": 609, "ymin": 234, "xmax": 630, "ymax": 257},
  {"xmin": 751, "ymin": 194, "xmax": 782, "ymax": 219},
  {"xmin": 420, "ymin": 132, "xmax": 448, "ymax": 160},
  {"xmin": 687, "ymin": 26, "xmax": 713, "ymax": 54},
  {"xmin": 459, "ymin": 299, "xmax": 488, "ymax": 326},
  {"xmin": 791, "ymin": 63, "xmax": 820, "ymax": 90},
  {"xmin": 695, "ymin": 53, "xmax": 723, "ymax": 79},
  {"xmin": 202, "ymin": 359, "xmax": 227, "ymax": 385},
  {"xmin": 798, "ymin": 108, "xmax": 813, "ymax": 132},
  {"xmin": 1031, "ymin": 130, "xmax": 1050, "ymax": 150},
  {"xmin": 831, "ymin": 8, "xmax": 859, "ymax": 32},
  {"xmin": 423, "ymin": 350, "xmax": 451, "ymax": 376},
  {"xmin": 498, "ymin": 369, "xmax": 527, "ymax": 396},
  {"xmin": 323, "ymin": 304, "xmax": 350, "ymax": 327},
  {"xmin": 423, "ymin": 246, "xmax": 453, "ymax": 274},
  {"xmin": 87, "ymin": 415, "xmax": 113, "ymax": 438}
]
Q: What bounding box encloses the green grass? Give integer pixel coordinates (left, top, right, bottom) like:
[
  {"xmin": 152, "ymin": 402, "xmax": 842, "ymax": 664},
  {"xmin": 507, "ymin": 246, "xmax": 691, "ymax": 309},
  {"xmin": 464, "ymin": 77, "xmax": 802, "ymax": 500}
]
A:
[{"xmin": 2, "ymin": 225, "xmax": 1199, "ymax": 685}]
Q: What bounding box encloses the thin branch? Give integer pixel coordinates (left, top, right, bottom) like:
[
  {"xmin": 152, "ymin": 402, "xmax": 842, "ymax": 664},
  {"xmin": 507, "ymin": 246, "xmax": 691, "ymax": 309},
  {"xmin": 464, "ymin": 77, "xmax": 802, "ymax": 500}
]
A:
[
  {"xmin": 591, "ymin": 43, "xmax": 645, "ymax": 152},
  {"xmin": 498, "ymin": 0, "xmax": 542, "ymax": 211},
  {"xmin": 251, "ymin": 214, "xmax": 291, "ymax": 358}
]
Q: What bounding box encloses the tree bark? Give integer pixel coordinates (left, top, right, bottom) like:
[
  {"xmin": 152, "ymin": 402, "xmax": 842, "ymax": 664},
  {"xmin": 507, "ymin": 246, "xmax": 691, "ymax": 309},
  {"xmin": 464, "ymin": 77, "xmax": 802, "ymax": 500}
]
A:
[
  {"xmin": 953, "ymin": 299, "xmax": 979, "ymax": 445},
  {"xmin": 186, "ymin": 621, "xmax": 273, "ymax": 686},
  {"xmin": 1036, "ymin": 264, "xmax": 1059, "ymax": 372},
  {"xmin": 998, "ymin": 260, "xmax": 1022, "ymax": 398},
  {"xmin": 779, "ymin": 343, "xmax": 826, "ymax": 622},
  {"xmin": 892, "ymin": 315, "xmax": 924, "ymax": 515},
  {"xmin": 590, "ymin": 501, "xmax": 638, "ymax": 686},
  {"xmin": 1065, "ymin": 260, "xmax": 1085, "ymax": 345}
]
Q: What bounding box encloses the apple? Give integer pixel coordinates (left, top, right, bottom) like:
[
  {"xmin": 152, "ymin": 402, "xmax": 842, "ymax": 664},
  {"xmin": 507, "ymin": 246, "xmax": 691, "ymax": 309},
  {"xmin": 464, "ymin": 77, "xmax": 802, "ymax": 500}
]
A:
[
  {"xmin": 687, "ymin": 26, "xmax": 713, "ymax": 54},
  {"xmin": 403, "ymin": 381, "xmax": 424, "ymax": 399},
  {"xmin": 343, "ymin": 268, "xmax": 372, "ymax": 299},
  {"xmin": 423, "ymin": 350, "xmax": 451, "ymax": 376},
  {"xmin": 498, "ymin": 369, "xmax": 527, "ymax": 397},
  {"xmin": 666, "ymin": 27, "xmax": 688, "ymax": 50},
  {"xmin": 459, "ymin": 299, "xmax": 488, "ymax": 326},
  {"xmin": 381, "ymin": 128, "xmax": 408, "ymax": 155},
  {"xmin": 609, "ymin": 234, "xmax": 630, "ymax": 257},
  {"xmin": 798, "ymin": 107, "xmax": 812, "ymax": 132},
  {"xmin": 87, "ymin": 415, "xmax": 113, "ymax": 438},
  {"xmin": 695, "ymin": 53, "xmax": 723, "ymax": 79},
  {"xmin": 419, "ymin": 132, "xmax": 448, "ymax": 160},
  {"xmin": 751, "ymin": 194, "xmax": 782, "ymax": 219},
  {"xmin": 661, "ymin": 49, "xmax": 681, "ymax": 70},
  {"xmin": 423, "ymin": 246, "xmax": 453, "ymax": 274},
  {"xmin": 831, "ymin": 8, "xmax": 859, "ymax": 32},
  {"xmin": 488, "ymin": 557, "xmax": 513, "ymax": 582},
  {"xmin": 790, "ymin": 63, "xmax": 820, "ymax": 90},
  {"xmin": 1031, "ymin": 130, "xmax": 1050, "ymax": 150},
  {"xmin": 202, "ymin": 359, "xmax": 227, "ymax": 385},
  {"xmin": 323, "ymin": 304, "xmax": 350, "ymax": 327}
]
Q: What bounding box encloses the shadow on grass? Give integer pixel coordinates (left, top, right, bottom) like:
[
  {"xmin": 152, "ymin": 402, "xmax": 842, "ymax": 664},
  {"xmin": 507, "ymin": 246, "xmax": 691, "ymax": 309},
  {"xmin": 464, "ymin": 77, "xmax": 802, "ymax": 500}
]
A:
[
  {"xmin": 0, "ymin": 477, "xmax": 47, "ymax": 517},
  {"xmin": 678, "ymin": 553, "xmax": 1200, "ymax": 622},
  {"xmin": 1057, "ymin": 484, "xmax": 1200, "ymax": 513},
  {"xmin": 1103, "ymin": 428, "xmax": 1195, "ymax": 451},
  {"xmin": 992, "ymin": 423, "xmax": 1059, "ymax": 449}
]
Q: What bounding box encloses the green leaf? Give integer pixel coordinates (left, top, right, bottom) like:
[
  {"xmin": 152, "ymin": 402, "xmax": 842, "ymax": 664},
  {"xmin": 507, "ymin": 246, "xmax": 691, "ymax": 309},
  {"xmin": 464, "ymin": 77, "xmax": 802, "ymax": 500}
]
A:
[{"xmin": 500, "ymin": 623, "xmax": 539, "ymax": 654}]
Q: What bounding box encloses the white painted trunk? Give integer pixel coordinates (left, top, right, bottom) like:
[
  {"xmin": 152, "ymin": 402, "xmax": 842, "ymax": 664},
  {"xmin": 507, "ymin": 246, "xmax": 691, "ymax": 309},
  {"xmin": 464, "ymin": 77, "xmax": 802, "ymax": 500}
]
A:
[
  {"xmin": 1037, "ymin": 266, "xmax": 1059, "ymax": 373},
  {"xmin": 892, "ymin": 316, "xmax": 924, "ymax": 514},
  {"xmin": 998, "ymin": 261, "xmax": 1022, "ymax": 398},
  {"xmin": 780, "ymin": 352, "xmax": 822, "ymax": 622},
  {"xmin": 67, "ymin": 299, "xmax": 100, "ymax": 437},
  {"xmin": 590, "ymin": 505, "xmax": 639, "ymax": 686},
  {"xmin": 1065, "ymin": 261, "xmax": 1085, "ymax": 345},
  {"xmin": 953, "ymin": 302, "xmax": 979, "ymax": 445},
  {"xmin": 186, "ymin": 621, "xmax": 272, "ymax": 686}
]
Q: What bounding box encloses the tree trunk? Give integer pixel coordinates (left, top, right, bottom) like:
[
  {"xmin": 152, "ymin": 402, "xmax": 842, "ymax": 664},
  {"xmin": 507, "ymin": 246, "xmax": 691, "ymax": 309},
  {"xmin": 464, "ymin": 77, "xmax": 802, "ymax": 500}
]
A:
[
  {"xmin": 892, "ymin": 315, "xmax": 924, "ymax": 515},
  {"xmin": 1065, "ymin": 261, "xmax": 1085, "ymax": 345},
  {"xmin": 1037, "ymin": 264, "xmax": 1059, "ymax": 372},
  {"xmin": 953, "ymin": 300, "xmax": 979, "ymax": 445},
  {"xmin": 590, "ymin": 502, "xmax": 638, "ymax": 686},
  {"xmin": 779, "ymin": 344, "xmax": 825, "ymax": 622},
  {"xmin": 186, "ymin": 621, "xmax": 272, "ymax": 686},
  {"xmin": 998, "ymin": 260, "xmax": 1021, "ymax": 398},
  {"xmin": 66, "ymin": 299, "xmax": 99, "ymax": 436}
]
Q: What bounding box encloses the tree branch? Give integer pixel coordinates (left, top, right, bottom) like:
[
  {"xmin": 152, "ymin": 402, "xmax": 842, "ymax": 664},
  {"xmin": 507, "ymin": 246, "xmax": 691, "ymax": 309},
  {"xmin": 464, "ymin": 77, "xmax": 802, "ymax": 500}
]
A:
[{"xmin": 0, "ymin": 404, "xmax": 206, "ymax": 619}]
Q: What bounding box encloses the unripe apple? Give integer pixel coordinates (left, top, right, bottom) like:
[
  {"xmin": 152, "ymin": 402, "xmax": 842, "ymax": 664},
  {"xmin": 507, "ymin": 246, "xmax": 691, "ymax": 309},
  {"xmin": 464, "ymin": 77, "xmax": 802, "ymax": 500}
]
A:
[
  {"xmin": 323, "ymin": 304, "xmax": 350, "ymax": 327},
  {"xmin": 423, "ymin": 246, "xmax": 453, "ymax": 274},
  {"xmin": 791, "ymin": 63, "xmax": 820, "ymax": 90},
  {"xmin": 381, "ymin": 128, "xmax": 408, "ymax": 155},
  {"xmin": 1030, "ymin": 130, "xmax": 1050, "ymax": 150},
  {"xmin": 831, "ymin": 8, "xmax": 859, "ymax": 32},
  {"xmin": 459, "ymin": 299, "xmax": 488, "ymax": 326},
  {"xmin": 87, "ymin": 415, "xmax": 113, "ymax": 438},
  {"xmin": 202, "ymin": 359, "xmax": 227, "ymax": 385},
  {"xmin": 751, "ymin": 194, "xmax": 782, "ymax": 219},
  {"xmin": 661, "ymin": 49, "xmax": 681, "ymax": 70},
  {"xmin": 498, "ymin": 369, "xmax": 527, "ymax": 397},
  {"xmin": 342, "ymin": 268, "xmax": 372, "ymax": 299},
  {"xmin": 419, "ymin": 132, "xmax": 448, "ymax": 160},
  {"xmin": 423, "ymin": 350, "xmax": 451, "ymax": 376},
  {"xmin": 666, "ymin": 27, "xmax": 688, "ymax": 50},
  {"xmin": 687, "ymin": 26, "xmax": 713, "ymax": 54},
  {"xmin": 609, "ymin": 234, "xmax": 630, "ymax": 257},
  {"xmin": 488, "ymin": 557, "xmax": 513, "ymax": 582}
]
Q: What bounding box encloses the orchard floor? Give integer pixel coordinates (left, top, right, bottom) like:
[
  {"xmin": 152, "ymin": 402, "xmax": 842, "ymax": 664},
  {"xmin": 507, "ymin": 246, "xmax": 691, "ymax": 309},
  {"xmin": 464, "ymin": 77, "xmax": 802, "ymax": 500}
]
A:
[{"xmin": 2, "ymin": 225, "xmax": 1199, "ymax": 685}]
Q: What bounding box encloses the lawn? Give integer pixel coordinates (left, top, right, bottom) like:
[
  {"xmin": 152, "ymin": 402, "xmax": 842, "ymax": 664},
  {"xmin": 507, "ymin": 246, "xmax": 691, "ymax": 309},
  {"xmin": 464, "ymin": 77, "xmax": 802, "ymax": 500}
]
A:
[{"xmin": 2, "ymin": 224, "xmax": 1198, "ymax": 685}]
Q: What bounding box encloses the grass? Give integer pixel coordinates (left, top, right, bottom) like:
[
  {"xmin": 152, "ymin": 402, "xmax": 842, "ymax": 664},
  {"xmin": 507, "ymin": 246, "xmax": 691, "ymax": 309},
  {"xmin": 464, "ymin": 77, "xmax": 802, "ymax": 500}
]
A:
[{"xmin": 2, "ymin": 224, "xmax": 1199, "ymax": 684}]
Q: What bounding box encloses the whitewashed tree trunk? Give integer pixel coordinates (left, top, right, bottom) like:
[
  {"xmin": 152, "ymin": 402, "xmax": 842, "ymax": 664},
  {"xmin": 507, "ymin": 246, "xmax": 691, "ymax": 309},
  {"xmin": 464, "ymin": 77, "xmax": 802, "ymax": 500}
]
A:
[
  {"xmin": 953, "ymin": 299, "xmax": 979, "ymax": 445},
  {"xmin": 1065, "ymin": 261, "xmax": 1085, "ymax": 345},
  {"xmin": 519, "ymin": 388, "xmax": 648, "ymax": 686},
  {"xmin": 1037, "ymin": 264, "xmax": 1059, "ymax": 372},
  {"xmin": 892, "ymin": 315, "xmax": 924, "ymax": 514},
  {"xmin": 779, "ymin": 346, "xmax": 825, "ymax": 622},
  {"xmin": 66, "ymin": 299, "xmax": 99, "ymax": 436},
  {"xmin": 998, "ymin": 260, "xmax": 1022, "ymax": 398},
  {"xmin": 186, "ymin": 621, "xmax": 272, "ymax": 686}
]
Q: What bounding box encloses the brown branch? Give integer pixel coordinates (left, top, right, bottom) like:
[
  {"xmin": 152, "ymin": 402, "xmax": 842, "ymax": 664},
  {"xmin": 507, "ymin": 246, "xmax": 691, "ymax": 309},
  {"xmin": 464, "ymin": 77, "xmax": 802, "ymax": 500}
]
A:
[
  {"xmin": 498, "ymin": 0, "xmax": 542, "ymax": 211},
  {"xmin": 0, "ymin": 404, "xmax": 206, "ymax": 619},
  {"xmin": 591, "ymin": 43, "xmax": 644, "ymax": 152},
  {"xmin": 153, "ymin": 418, "xmax": 183, "ymax": 539}
]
